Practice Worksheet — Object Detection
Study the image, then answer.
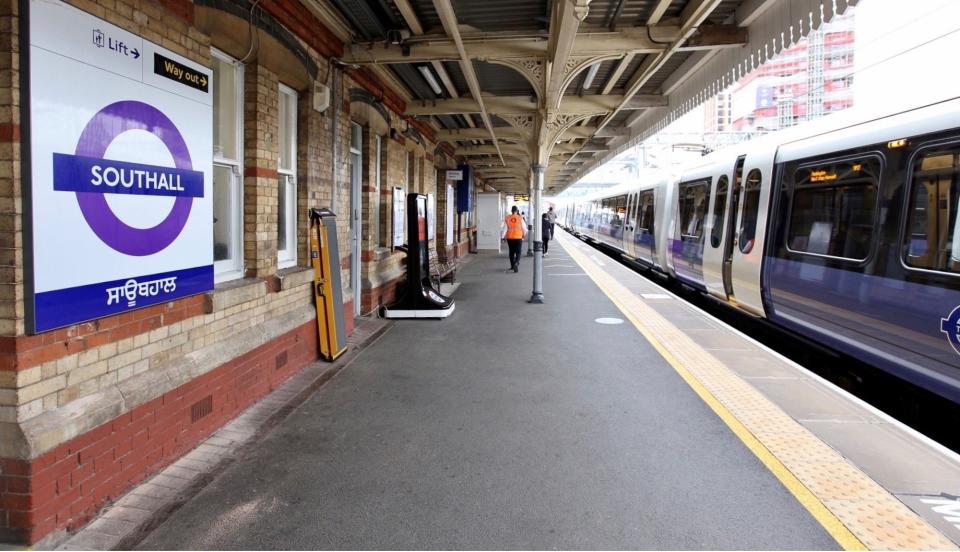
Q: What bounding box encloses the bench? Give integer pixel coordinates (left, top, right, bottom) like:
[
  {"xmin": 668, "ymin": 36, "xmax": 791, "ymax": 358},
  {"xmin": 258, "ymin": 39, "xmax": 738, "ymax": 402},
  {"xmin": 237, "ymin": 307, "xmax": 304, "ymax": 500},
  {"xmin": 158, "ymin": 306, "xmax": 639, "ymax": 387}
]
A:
[{"xmin": 428, "ymin": 248, "xmax": 459, "ymax": 289}]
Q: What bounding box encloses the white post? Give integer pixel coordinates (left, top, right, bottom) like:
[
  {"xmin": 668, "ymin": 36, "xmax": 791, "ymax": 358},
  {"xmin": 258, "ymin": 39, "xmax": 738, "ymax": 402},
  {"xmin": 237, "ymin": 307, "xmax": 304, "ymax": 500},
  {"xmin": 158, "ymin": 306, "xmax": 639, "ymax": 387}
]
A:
[{"xmin": 530, "ymin": 164, "xmax": 545, "ymax": 304}]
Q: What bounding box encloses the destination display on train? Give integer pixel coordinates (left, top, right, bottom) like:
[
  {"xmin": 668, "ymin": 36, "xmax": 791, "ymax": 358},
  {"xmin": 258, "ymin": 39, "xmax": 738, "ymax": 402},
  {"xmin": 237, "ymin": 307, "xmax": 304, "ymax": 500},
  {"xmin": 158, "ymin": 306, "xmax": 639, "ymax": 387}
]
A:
[{"xmin": 802, "ymin": 161, "xmax": 866, "ymax": 184}]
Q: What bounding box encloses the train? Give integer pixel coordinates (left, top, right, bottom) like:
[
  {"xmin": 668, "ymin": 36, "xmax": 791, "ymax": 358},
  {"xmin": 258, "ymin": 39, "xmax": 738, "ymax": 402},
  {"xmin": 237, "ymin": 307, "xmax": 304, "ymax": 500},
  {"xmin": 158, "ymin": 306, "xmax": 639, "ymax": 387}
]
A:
[{"xmin": 559, "ymin": 96, "xmax": 960, "ymax": 404}]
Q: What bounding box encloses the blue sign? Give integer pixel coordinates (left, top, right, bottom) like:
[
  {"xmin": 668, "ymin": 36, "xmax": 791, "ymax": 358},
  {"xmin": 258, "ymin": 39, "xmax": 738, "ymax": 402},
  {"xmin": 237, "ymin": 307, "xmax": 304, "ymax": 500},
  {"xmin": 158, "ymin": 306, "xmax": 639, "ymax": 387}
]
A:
[
  {"xmin": 53, "ymin": 153, "xmax": 203, "ymax": 198},
  {"xmin": 34, "ymin": 265, "xmax": 213, "ymax": 332}
]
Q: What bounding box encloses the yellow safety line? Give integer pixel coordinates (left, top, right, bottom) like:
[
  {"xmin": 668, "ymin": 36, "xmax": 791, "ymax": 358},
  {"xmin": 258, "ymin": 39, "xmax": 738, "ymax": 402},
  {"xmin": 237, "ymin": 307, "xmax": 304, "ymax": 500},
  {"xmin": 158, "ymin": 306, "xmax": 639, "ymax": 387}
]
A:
[{"xmin": 560, "ymin": 235, "xmax": 867, "ymax": 551}]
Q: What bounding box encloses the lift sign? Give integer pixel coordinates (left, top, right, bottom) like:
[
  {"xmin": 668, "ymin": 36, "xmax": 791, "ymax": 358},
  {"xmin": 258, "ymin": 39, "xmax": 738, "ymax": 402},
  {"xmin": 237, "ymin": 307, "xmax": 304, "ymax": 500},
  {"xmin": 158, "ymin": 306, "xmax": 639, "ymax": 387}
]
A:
[{"xmin": 27, "ymin": 0, "xmax": 213, "ymax": 333}]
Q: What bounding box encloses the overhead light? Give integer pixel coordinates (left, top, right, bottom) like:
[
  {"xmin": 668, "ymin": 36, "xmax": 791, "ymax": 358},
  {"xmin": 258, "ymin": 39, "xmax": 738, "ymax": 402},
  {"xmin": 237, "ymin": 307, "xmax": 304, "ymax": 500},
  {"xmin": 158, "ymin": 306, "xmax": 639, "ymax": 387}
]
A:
[
  {"xmin": 418, "ymin": 65, "xmax": 444, "ymax": 96},
  {"xmin": 582, "ymin": 62, "xmax": 601, "ymax": 89}
]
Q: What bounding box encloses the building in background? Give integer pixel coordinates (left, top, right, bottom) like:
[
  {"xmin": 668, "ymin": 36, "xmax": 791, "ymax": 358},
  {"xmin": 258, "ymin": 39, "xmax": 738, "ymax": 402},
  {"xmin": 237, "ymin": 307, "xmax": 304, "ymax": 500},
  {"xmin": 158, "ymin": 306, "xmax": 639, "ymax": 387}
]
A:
[{"xmin": 716, "ymin": 11, "xmax": 855, "ymax": 134}]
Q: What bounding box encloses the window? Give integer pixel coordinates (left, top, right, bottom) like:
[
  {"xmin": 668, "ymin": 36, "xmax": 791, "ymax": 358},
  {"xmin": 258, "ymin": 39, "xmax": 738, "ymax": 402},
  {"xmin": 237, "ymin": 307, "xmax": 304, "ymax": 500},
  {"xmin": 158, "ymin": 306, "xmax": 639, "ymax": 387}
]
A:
[
  {"xmin": 612, "ymin": 195, "xmax": 627, "ymax": 229},
  {"xmin": 637, "ymin": 190, "xmax": 655, "ymax": 233},
  {"xmin": 678, "ymin": 180, "xmax": 709, "ymax": 240},
  {"xmin": 374, "ymin": 135, "xmax": 383, "ymax": 247},
  {"xmin": 601, "ymin": 197, "xmax": 612, "ymax": 226},
  {"xmin": 787, "ymin": 158, "xmax": 879, "ymax": 261},
  {"xmin": 211, "ymin": 50, "xmax": 244, "ymax": 282},
  {"xmin": 277, "ymin": 84, "xmax": 297, "ymax": 268},
  {"xmin": 738, "ymin": 170, "xmax": 763, "ymax": 253},
  {"xmin": 904, "ymin": 148, "xmax": 960, "ymax": 273},
  {"xmin": 711, "ymin": 175, "xmax": 728, "ymax": 247}
]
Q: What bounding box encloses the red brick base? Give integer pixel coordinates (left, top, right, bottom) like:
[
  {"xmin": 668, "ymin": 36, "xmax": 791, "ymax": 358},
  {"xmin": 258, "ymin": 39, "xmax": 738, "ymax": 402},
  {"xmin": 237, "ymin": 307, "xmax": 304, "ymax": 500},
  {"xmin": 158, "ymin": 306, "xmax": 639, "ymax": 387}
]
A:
[
  {"xmin": 0, "ymin": 321, "xmax": 320, "ymax": 545},
  {"xmin": 360, "ymin": 274, "xmax": 405, "ymax": 314}
]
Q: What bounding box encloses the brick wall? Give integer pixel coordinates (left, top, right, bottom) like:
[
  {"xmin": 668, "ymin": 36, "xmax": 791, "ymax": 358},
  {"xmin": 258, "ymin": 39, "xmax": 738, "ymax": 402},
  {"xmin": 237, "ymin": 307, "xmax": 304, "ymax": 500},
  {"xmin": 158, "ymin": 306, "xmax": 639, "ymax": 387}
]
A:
[
  {"xmin": 243, "ymin": 63, "xmax": 281, "ymax": 279},
  {"xmin": 0, "ymin": 320, "xmax": 318, "ymax": 544}
]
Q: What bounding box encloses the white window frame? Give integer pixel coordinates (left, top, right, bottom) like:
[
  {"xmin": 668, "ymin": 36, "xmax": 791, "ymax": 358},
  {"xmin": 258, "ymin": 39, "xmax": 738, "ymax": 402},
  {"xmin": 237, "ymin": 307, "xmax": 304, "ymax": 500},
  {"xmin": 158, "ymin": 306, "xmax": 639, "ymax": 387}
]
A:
[
  {"xmin": 211, "ymin": 48, "xmax": 244, "ymax": 283},
  {"xmin": 277, "ymin": 83, "xmax": 298, "ymax": 269},
  {"xmin": 374, "ymin": 134, "xmax": 382, "ymax": 247}
]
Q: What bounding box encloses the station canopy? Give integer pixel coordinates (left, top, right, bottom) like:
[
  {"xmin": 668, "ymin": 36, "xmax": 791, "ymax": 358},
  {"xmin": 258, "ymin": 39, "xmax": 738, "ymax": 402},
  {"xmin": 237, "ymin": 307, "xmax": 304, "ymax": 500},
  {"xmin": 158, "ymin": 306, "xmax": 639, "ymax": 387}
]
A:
[{"xmin": 315, "ymin": 0, "xmax": 859, "ymax": 194}]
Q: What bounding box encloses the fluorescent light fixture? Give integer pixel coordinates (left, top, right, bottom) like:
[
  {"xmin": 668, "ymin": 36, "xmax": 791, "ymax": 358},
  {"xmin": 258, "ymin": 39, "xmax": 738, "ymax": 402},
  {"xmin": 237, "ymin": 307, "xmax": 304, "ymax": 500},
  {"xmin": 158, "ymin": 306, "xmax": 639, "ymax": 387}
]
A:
[
  {"xmin": 582, "ymin": 62, "xmax": 600, "ymax": 89},
  {"xmin": 418, "ymin": 65, "xmax": 444, "ymax": 95}
]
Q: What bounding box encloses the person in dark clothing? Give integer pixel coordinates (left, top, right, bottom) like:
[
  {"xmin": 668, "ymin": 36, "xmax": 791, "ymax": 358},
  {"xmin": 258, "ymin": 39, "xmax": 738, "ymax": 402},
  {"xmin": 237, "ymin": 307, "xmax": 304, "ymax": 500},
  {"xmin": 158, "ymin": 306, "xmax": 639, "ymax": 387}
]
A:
[{"xmin": 541, "ymin": 212, "xmax": 552, "ymax": 256}]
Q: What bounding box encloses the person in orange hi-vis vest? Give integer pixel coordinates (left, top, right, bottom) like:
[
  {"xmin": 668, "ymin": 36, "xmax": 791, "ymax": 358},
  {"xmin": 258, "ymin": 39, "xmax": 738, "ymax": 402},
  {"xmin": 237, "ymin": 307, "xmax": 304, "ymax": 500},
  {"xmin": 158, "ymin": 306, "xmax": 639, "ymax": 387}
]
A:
[{"xmin": 501, "ymin": 205, "xmax": 527, "ymax": 273}]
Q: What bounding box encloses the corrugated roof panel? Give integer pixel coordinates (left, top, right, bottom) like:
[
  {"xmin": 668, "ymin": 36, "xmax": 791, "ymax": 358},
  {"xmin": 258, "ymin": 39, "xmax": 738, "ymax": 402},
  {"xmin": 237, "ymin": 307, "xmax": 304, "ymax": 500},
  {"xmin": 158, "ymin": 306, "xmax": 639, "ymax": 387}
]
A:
[
  {"xmin": 563, "ymin": 57, "xmax": 618, "ymax": 96},
  {"xmin": 581, "ymin": 0, "xmax": 688, "ymax": 29},
  {"xmin": 613, "ymin": 53, "xmax": 647, "ymax": 90},
  {"xmin": 582, "ymin": 0, "xmax": 620, "ymax": 27},
  {"xmin": 390, "ymin": 63, "xmax": 442, "ymax": 100},
  {"xmin": 412, "ymin": 0, "xmax": 548, "ymax": 32},
  {"xmin": 638, "ymin": 50, "xmax": 691, "ymax": 94},
  {"xmin": 411, "ymin": 0, "xmax": 441, "ymax": 32},
  {"xmin": 563, "ymin": 70, "xmax": 588, "ymax": 96},
  {"xmin": 612, "ymin": 0, "xmax": 687, "ymax": 27},
  {"xmin": 588, "ymin": 58, "xmax": 618, "ymax": 90},
  {"xmin": 605, "ymin": 109, "xmax": 632, "ymax": 127},
  {"xmin": 708, "ymin": 0, "xmax": 741, "ymax": 24},
  {"xmin": 440, "ymin": 60, "xmax": 537, "ymax": 97}
]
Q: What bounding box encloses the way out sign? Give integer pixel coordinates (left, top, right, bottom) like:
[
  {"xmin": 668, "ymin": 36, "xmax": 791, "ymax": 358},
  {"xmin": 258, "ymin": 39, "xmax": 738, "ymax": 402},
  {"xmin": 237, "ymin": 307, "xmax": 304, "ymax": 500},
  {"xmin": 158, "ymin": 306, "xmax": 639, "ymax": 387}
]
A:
[{"xmin": 26, "ymin": 0, "xmax": 214, "ymax": 332}]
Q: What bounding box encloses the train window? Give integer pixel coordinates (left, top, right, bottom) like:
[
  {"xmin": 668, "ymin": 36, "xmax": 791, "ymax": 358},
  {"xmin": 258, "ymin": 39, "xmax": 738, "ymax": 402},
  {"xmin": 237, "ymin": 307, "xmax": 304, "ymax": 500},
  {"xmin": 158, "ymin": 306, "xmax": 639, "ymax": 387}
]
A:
[
  {"xmin": 711, "ymin": 175, "xmax": 729, "ymax": 248},
  {"xmin": 738, "ymin": 170, "xmax": 763, "ymax": 253},
  {"xmin": 904, "ymin": 148, "xmax": 960, "ymax": 273},
  {"xmin": 638, "ymin": 191, "xmax": 655, "ymax": 232},
  {"xmin": 612, "ymin": 195, "xmax": 627, "ymax": 228},
  {"xmin": 787, "ymin": 158, "xmax": 880, "ymax": 261},
  {"xmin": 678, "ymin": 180, "xmax": 709, "ymax": 241}
]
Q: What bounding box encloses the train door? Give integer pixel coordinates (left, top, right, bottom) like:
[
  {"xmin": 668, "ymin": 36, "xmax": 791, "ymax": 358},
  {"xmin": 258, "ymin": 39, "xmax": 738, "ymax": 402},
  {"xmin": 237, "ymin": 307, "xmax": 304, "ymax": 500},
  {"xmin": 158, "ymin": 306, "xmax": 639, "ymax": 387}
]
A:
[
  {"xmin": 722, "ymin": 157, "xmax": 745, "ymax": 299},
  {"xmin": 612, "ymin": 194, "xmax": 627, "ymax": 249},
  {"xmin": 589, "ymin": 199, "xmax": 600, "ymax": 240},
  {"xmin": 623, "ymin": 192, "xmax": 638, "ymax": 257},
  {"xmin": 703, "ymin": 173, "xmax": 729, "ymax": 300},
  {"xmin": 634, "ymin": 189, "xmax": 656, "ymax": 265},
  {"xmin": 672, "ymin": 179, "xmax": 710, "ymax": 287},
  {"xmin": 728, "ymin": 151, "xmax": 774, "ymax": 316}
]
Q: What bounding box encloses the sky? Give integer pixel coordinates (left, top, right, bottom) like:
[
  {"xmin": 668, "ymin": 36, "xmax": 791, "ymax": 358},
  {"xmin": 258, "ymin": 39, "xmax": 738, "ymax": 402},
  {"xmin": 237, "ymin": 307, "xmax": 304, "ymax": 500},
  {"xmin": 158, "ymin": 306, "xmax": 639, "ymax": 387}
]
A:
[{"xmin": 569, "ymin": 0, "xmax": 960, "ymax": 190}]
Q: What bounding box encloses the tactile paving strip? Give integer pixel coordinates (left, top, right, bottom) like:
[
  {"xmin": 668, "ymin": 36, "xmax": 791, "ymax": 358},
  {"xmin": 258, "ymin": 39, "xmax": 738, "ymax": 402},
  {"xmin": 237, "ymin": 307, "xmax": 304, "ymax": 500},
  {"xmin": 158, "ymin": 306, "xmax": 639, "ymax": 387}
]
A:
[{"xmin": 559, "ymin": 233, "xmax": 957, "ymax": 551}]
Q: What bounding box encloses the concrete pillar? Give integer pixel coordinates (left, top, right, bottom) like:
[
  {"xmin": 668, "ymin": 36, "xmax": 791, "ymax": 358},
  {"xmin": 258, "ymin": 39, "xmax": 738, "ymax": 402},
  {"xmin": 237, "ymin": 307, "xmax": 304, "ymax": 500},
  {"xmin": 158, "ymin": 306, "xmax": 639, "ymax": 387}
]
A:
[{"xmin": 530, "ymin": 164, "xmax": 545, "ymax": 304}]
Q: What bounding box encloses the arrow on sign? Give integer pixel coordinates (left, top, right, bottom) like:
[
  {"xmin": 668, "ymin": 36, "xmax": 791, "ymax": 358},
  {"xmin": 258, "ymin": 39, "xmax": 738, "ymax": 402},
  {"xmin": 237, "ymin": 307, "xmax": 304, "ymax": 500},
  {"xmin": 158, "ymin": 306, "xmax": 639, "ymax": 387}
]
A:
[
  {"xmin": 200, "ymin": 76, "xmax": 207, "ymax": 87},
  {"xmin": 131, "ymin": 48, "xmax": 140, "ymax": 59}
]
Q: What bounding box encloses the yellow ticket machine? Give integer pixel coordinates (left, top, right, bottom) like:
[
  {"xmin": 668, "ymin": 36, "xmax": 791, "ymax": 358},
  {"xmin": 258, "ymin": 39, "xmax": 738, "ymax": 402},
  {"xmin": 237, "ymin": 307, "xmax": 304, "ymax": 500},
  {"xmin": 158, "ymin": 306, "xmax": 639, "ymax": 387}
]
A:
[{"xmin": 309, "ymin": 208, "xmax": 347, "ymax": 361}]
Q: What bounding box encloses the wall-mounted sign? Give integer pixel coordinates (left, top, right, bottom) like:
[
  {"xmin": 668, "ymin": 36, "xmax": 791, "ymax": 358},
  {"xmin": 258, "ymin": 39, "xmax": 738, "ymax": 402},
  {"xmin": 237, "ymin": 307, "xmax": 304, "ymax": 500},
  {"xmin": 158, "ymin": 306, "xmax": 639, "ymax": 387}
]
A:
[
  {"xmin": 446, "ymin": 170, "xmax": 463, "ymax": 181},
  {"xmin": 427, "ymin": 193, "xmax": 436, "ymax": 241},
  {"xmin": 153, "ymin": 52, "xmax": 209, "ymax": 93},
  {"xmin": 393, "ymin": 187, "xmax": 405, "ymax": 247},
  {"xmin": 27, "ymin": 0, "xmax": 213, "ymax": 332},
  {"xmin": 445, "ymin": 185, "xmax": 454, "ymax": 246}
]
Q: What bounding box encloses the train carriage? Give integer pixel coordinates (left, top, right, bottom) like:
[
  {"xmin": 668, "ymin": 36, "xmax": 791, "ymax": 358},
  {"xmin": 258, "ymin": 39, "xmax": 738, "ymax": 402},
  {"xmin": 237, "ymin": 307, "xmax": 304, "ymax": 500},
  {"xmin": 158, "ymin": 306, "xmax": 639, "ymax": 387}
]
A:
[{"xmin": 562, "ymin": 96, "xmax": 960, "ymax": 404}]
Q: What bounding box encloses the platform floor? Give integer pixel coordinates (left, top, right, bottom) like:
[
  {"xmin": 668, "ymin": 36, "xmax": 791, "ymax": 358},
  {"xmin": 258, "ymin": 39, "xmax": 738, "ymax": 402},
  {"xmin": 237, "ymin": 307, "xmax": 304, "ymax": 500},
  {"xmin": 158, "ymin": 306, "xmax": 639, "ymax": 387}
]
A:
[{"xmin": 134, "ymin": 239, "xmax": 843, "ymax": 550}]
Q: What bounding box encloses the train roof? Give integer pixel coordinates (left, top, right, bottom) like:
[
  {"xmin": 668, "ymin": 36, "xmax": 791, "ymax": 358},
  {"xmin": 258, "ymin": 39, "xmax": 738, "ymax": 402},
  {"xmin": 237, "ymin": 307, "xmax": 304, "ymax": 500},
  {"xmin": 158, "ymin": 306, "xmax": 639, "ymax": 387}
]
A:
[{"xmin": 679, "ymin": 94, "xmax": 960, "ymax": 175}]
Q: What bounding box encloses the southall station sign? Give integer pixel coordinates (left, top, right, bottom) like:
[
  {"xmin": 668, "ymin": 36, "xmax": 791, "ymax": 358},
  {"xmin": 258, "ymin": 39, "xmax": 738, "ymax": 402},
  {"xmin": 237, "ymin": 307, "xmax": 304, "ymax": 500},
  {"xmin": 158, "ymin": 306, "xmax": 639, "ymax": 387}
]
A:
[{"xmin": 27, "ymin": 0, "xmax": 214, "ymax": 332}]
